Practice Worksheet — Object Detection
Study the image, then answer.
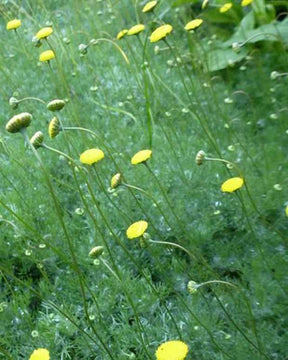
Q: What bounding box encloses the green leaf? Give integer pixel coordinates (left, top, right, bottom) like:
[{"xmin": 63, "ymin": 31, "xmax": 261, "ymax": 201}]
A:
[
  {"xmin": 224, "ymin": 18, "xmax": 288, "ymax": 46},
  {"xmin": 207, "ymin": 47, "xmax": 248, "ymax": 72}
]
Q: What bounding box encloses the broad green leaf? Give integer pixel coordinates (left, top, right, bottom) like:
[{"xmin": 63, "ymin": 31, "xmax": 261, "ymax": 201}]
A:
[{"xmin": 207, "ymin": 47, "xmax": 248, "ymax": 72}]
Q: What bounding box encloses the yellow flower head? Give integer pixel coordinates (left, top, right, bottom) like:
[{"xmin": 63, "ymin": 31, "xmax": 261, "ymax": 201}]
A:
[
  {"xmin": 156, "ymin": 340, "xmax": 189, "ymax": 360},
  {"xmin": 150, "ymin": 24, "xmax": 173, "ymax": 43},
  {"xmin": 131, "ymin": 149, "xmax": 152, "ymax": 165},
  {"xmin": 111, "ymin": 173, "xmax": 122, "ymax": 189},
  {"xmin": 185, "ymin": 19, "xmax": 203, "ymax": 31},
  {"xmin": 219, "ymin": 3, "xmax": 233, "ymax": 13},
  {"xmin": 221, "ymin": 177, "xmax": 244, "ymax": 193},
  {"xmin": 126, "ymin": 220, "xmax": 148, "ymax": 239},
  {"xmin": 127, "ymin": 24, "xmax": 145, "ymax": 36},
  {"xmin": 29, "ymin": 348, "xmax": 50, "ymax": 360},
  {"xmin": 117, "ymin": 29, "xmax": 128, "ymax": 40},
  {"xmin": 241, "ymin": 0, "xmax": 253, "ymax": 6},
  {"xmin": 285, "ymin": 205, "xmax": 288, "ymax": 217},
  {"xmin": 36, "ymin": 27, "xmax": 53, "ymax": 40},
  {"xmin": 6, "ymin": 19, "xmax": 21, "ymax": 30},
  {"xmin": 142, "ymin": 1, "xmax": 158, "ymax": 13},
  {"xmin": 80, "ymin": 148, "xmax": 105, "ymax": 165},
  {"xmin": 39, "ymin": 50, "xmax": 55, "ymax": 62}
]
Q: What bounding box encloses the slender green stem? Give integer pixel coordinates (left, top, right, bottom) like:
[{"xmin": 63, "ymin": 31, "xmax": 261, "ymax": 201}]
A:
[{"xmin": 149, "ymin": 239, "xmax": 194, "ymax": 259}]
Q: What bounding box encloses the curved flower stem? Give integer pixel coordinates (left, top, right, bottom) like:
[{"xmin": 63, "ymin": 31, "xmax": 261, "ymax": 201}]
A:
[
  {"xmin": 100, "ymin": 258, "xmax": 120, "ymax": 280},
  {"xmin": 122, "ymin": 183, "xmax": 173, "ymax": 228},
  {"xmin": 205, "ymin": 156, "xmax": 243, "ymax": 177},
  {"xmin": 149, "ymin": 239, "xmax": 194, "ymax": 259},
  {"xmin": 0, "ymin": 218, "xmax": 18, "ymax": 229},
  {"xmin": 18, "ymin": 97, "xmax": 46, "ymax": 104},
  {"xmin": 41, "ymin": 143, "xmax": 76, "ymax": 163},
  {"xmin": 197, "ymin": 280, "xmax": 237, "ymax": 289}
]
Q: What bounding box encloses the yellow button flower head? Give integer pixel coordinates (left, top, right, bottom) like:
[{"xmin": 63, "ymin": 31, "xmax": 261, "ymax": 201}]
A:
[
  {"xmin": 29, "ymin": 348, "xmax": 50, "ymax": 360},
  {"xmin": 36, "ymin": 27, "xmax": 53, "ymax": 40},
  {"xmin": 142, "ymin": 1, "xmax": 158, "ymax": 13},
  {"xmin": 156, "ymin": 340, "xmax": 189, "ymax": 360},
  {"xmin": 6, "ymin": 19, "xmax": 21, "ymax": 30},
  {"xmin": 241, "ymin": 0, "xmax": 253, "ymax": 6},
  {"xmin": 131, "ymin": 149, "xmax": 152, "ymax": 165},
  {"xmin": 117, "ymin": 29, "xmax": 128, "ymax": 40},
  {"xmin": 126, "ymin": 220, "xmax": 148, "ymax": 239},
  {"xmin": 219, "ymin": 3, "xmax": 233, "ymax": 13},
  {"xmin": 39, "ymin": 50, "xmax": 55, "ymax": 62},
  {"xmin": 150, "ymin": 24, "xmax": 173, "ymax": 43},
  {"xmin": 80, "ymin": 148, "xmax": 105, "ymax": 165},
  {"xmin": 185, "ymin": 19, "xmax": 203, "ymax": 31},
  {"xmin": 127, "ymin": 24, "xmax": 145, "ymax": 36},
  {"xmin": 285, "ymin": 205, "xmax": 288, "ymax": 217},
  {"xmin": 221, "ymin": 177, "xmax": 244, "ymax": 193}
]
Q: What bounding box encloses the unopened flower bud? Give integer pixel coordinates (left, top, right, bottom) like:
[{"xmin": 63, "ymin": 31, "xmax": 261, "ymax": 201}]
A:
[
  {"xmin": 48, "ymin": 116, "xmax": 61, "ymax": 138},
  {"xmin": 78, "ymin": 43, "xmax": 88, "ymax": 55},
  {"xmin": 187, "ymin": 280, "xmax": 199, "ymax": 294},
  {"xmin": 6, "ymin": 112, "xmax": 32, "ymax": 133},
  {"xmin": 9, "ymin": 96, "xmax": 19, "ymax": 109},
  {"xmin": 195, "ymin": 150, "xmax": 206, "ymax": 165},
  {"xmin": 47, "ymin": 99, "xmax": 65, "ymax": 112},
  {"xmin": 30, "ymin": 131, "xmax": 44, "ymax": 148},
  {"xmin": 270, "ymin": 71, "xmax": 279, "ymax": 80},
  {"xmin": 110, "ymin": 173, "xmax": 122, "ymax": 189},
  {"xmin": 89, "ymin": 246, "xmax": 104, "ymax": 258}
]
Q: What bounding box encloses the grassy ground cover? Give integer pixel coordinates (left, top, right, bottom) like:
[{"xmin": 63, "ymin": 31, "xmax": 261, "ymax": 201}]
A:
[{"xmin": 0, "ymin": 0, "xmax": 287, "ymax": 359}]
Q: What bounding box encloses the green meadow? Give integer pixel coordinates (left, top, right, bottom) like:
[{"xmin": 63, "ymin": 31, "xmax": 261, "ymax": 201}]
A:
[{"xmin": 0, "ymin": 0, "xmax": 287, "ymax": 359}]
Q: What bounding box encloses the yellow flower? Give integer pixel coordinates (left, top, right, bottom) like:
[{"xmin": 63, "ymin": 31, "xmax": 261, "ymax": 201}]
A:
[
  {"xmin": 131, "ymin": 149, "xmax": 152, "ymax": 165},
  {"xmin": 221, "ymin": 177, "xmax": 244, "ymax": 193},
  {"xmin": 285, "ymin": 205, "xmax": 288, "ymax": 217},
  {"xmin": 111, "ymin": 173, "xmax": 122, "ymax": 189},
  {"xmin": 126, "ymin": 220, "xmax": 148, "ymax": 239},
  {"xmin": 80, "ymin": 149, "xmax": 105, "ymax": 165},
  {"xmin": 150, "ymin": 24, "xmax": 173, "ymax": 43},
  {"xmin": 142, "ymin": 1, "xmax": 158, "ymax": 13},
  {"xmin": 202, "ymin": 0, "xmax": 209, "ymax": 9},
  {"xmin": 6, "ymin": 19, "xmax": 21, "ymax": 30},
  {"xmin": 219, "ymin": 3, "xmax": 233, "ymax": 13},
  {"xmin": 184, "ymin": 19, "xmax": 203, "ymax": 31},
  {"xmin": 29, "ymin": 348, "xmax": 50, "ymax": 360},
  {"xmin": 127, "ymin": 24, "xmax": 145, "ymax": 36},
  {"xmin": 241, "ymin": 0, "xmax": 253, "ymax": 5},
  {"xmin": 36, "ymin": 27, "xmax": 53, "ymax": 40},
  {"xmin": 156, "ymin": 340, "xmax": 189, "ymax": 360},
  {"xmin": 117, "ymin": 29, "xmax": 128, "ymax": 40},
  {"xmin": 39, "ymin": 50, "xmax": 55, "ymax": 62}
]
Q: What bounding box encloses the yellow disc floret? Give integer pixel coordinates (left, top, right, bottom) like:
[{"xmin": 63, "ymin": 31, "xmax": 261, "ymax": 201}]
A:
[
  {"xmin": 150, "ymin": 24, "xmax": 173, "ymax": 43},
  {"xmin": 131, "ymin": 149, "xmax": 152, "ymax": 165},
  {"xmin": 80, "ymin": 149, "xmax": 105, "ymax": 165},
  {"xmin": 156, "ymin": 340, "xmax": 189, "ymax": 360},
  {"xmin": 126, "ymin": 220, "xmax": 148, "ymax": 239},
  {"xmin": 221, "ymin": 177, "xmax": 244, "ymax": 193}
]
